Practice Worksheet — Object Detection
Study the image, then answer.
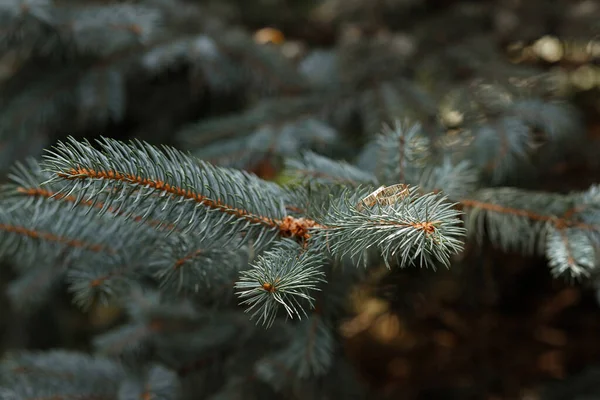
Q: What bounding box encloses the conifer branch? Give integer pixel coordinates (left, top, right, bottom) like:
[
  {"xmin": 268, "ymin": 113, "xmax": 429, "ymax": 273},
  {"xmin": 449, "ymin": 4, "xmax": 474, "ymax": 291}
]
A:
[
  {"xmin": 6, "ymin": 137, "xmax": 471, "ymax": 321},
  {"xmin": 461, "ymin": 194, "xmax": 599, "ymax": 232},
  {"xmin": 93, "ymin": 291, "xmax": 203, "ymax": 357},
  {"xmin": 418, "ymin": 158, "xmax": 479, "ymax": 200},
  {"xmin": 7, "ymin": 159, "xmax": 171, "ymax": 231},
  {"xmin": 0, "ymin": 200, "xmax": 117, "ymax": 268},
  {"xmin": 0, "ymin": 193, "xmax": 160, "ymax": 309},
  {"xmin": 43, "ymin": 136, "xmax": 292, "ymax": 245},
  {"xmin": 177, "ymin": 96, "xmax": 337, "ymax": 169},
  {"xmin": 312, "ymin": 186, "xmax": 465, "ymax": 268},
  {"xmin": 149, "ymin": 234, "xmax": 248, "ymax": 300},
  {"xmin": 7, "ymin": 257, "xmax": 67, "ymax": 312},
  {"xmin": 0, "ymin": 351, "xmax": 124, "ymax": 400},
  {"xmin": 0, "ymin": 2, "xmax": 597, "ymax": 398},
  {"xmin": 0, "ymin": 220, "xmax": 108, "ymax": 254},
  {"xmin": 284, "ymin": 151, "xmax": 378, "ymax": 187},
  {"xmin": 235, "ymin": 240, "xmax": 326, "ymax": 328},
  {"xmin": 437, "ymin": 83, "xmax": 584, "ymax": 184},
  {"xmin": 374, "ymin": 121, "xmax": 431, "ymax": 184},
  {"xmin": 461, "ymin": 187, "xmax": 600, "ymax": 277},
  {"xmin": 546, "ymin": 227, "xmax": 597, "ymax": 278},
  {"xmin": 255, "ymin": 315, "xmax": 334, "ymax": 390}
]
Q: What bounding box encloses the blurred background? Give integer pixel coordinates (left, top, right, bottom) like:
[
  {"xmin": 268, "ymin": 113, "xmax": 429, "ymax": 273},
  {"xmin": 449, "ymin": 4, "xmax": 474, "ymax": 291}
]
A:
[{"xmin": 1, "ymin": 0, "xmax": 600, "ymax": 399}]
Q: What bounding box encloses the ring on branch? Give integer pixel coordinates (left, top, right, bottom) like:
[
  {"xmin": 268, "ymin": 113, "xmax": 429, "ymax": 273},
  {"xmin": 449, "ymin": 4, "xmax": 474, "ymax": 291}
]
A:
[{"xmin": 357, "ymin": 183, "xmax": 411, "ymax": 211}]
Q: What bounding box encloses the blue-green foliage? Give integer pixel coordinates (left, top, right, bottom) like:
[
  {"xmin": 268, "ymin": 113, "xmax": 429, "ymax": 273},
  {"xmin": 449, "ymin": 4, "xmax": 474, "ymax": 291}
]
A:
[{"xmin": 0, "ymin": 0, "xmax": 598, "ymax": 399}]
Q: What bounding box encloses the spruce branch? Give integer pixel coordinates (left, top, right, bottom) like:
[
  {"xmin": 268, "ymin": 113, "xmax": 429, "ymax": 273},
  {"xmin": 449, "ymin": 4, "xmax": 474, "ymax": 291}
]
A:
[
  {"xmin": 6, "ymin": 158, "xmax": 172, "ymax": 231},
  {"xmin": 141, "ymin": 28, "xmax": 308, "ymax": 97},
  {"xmin": 5, "ymin": 248, "xmax": 76, "ymax": 312},
  {"xmin": 93, "ymin": 291, "xmax": 197, "ymax": 359},
  {"xmin": 255, "ymin": 315, "xmax": 334, "ymax": 390},
  {"xmin": 176, "ymin": 96, "xmax": 338, "ymax": 169},
  {"xmin": 27, "ymin": 138, "xmax": 464, "ymax": 326},
  {"xmin": 546, "ymin": 227, "xmax": 597, "ymax": 278},
  {"xmin": 0, "ymin": 63, "xmax": 130, "ymax": 143},
  {"xmin": 284, "ymin": 151, "xmax": 378, "ymax": 187},
  {"xmin": 94, "ymin": 291, "xmax": 249, "ymax": 376},
  {"xmin": 92, "ymin": 290, "xmax": 247, "ymax": 370},
  {"xmin": 374, "ymin": 121, "xmax": 431, "ymax": 184},
  {"xmin": 57, "ymin": 4, "xmax": 163, "ymax": 55},
  {"xmin": 0, "ymin": 206, "xmax": 108, "ymax": 255},
  {"xmin": 462, "ymin": 189, "xmax": 599, "ymax": 239},
  {"xmin": 1, "ymin": 2, "xmax": 163, "ymax": 56},
  {"xmin": 418, "ymin": 158, "xmax": 479, "ymax": 200},
  {"xmin": 569, "ymin": 184, "xmax": 600, "ymax": 225},
  {"xmin": 148, "ymin": 233, "xmax": 249, "ymax": 301},
  {"xmin": 357, "ymin": 120, "xmax": 450, "ymax": 191},
  {"xmin": 312, "ymin": 185, "xmax": 466, "ymax": 268},
  {"xmin": 42, "ymin": 136, "xmax": 293, "ymax": 245},
  {"xmin": 461, "ymin": 186, "xmax": 600, "ymax": 277},
  {"xmin": 462, "ymin": 192, "xmax": 554, "ymax": 255},
  {"xmin": 474, "ymin": 116, "xmax": 533, "ymax": 182},
  {"xmin": 0, "ymin": 350, "xmax": 124, "ymax": 400},
  {"xmin": 0, "ymin": 190, "xmax": 159, "ymax": 309},
  {"xmin": 235, "ymin": 239, "xmax": 326, "ymax": 328},
  {"xmin": 0, "ymin": 2, "xmax": 596, "ymax": 399},
  {"xmin": 355, "ymin": 79, "xmax": 436, "ymax": 138},
  {"xmin": 0, "ymin": 199, "xmax": 115, "ymax": 268},
  {"xmin": 190, "ymin": 118, "xmax": 339, "ymax": 170},
  {"xmin": 67, "ymin": 258, "xmax": 144, "ymax": 309},
  {"xmin": 436, "ymin": 80, "xmax": 585, "ymax": 184}
]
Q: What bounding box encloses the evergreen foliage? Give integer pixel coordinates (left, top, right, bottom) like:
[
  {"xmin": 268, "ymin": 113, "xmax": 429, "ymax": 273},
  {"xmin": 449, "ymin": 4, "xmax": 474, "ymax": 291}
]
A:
[{"xmin": 0, "ymin": 0, "xmax": 599, "ymax": 398}]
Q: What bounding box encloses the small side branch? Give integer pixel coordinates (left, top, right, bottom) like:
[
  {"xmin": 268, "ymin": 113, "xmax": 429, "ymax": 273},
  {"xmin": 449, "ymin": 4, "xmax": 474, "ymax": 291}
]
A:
[
  {"xmin": 0, "ymin": 223, "xmax": 108, "ymax": 253},
  {"xmin": 461, "ymin": 198, "xmax": 598, "ymax": 231}
]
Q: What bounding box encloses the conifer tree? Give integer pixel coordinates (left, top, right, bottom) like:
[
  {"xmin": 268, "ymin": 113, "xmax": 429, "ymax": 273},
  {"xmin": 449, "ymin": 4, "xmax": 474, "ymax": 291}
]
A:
[{"xmin": 0, "ymin": 0, "xmax": 599, "ymax": 398}]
